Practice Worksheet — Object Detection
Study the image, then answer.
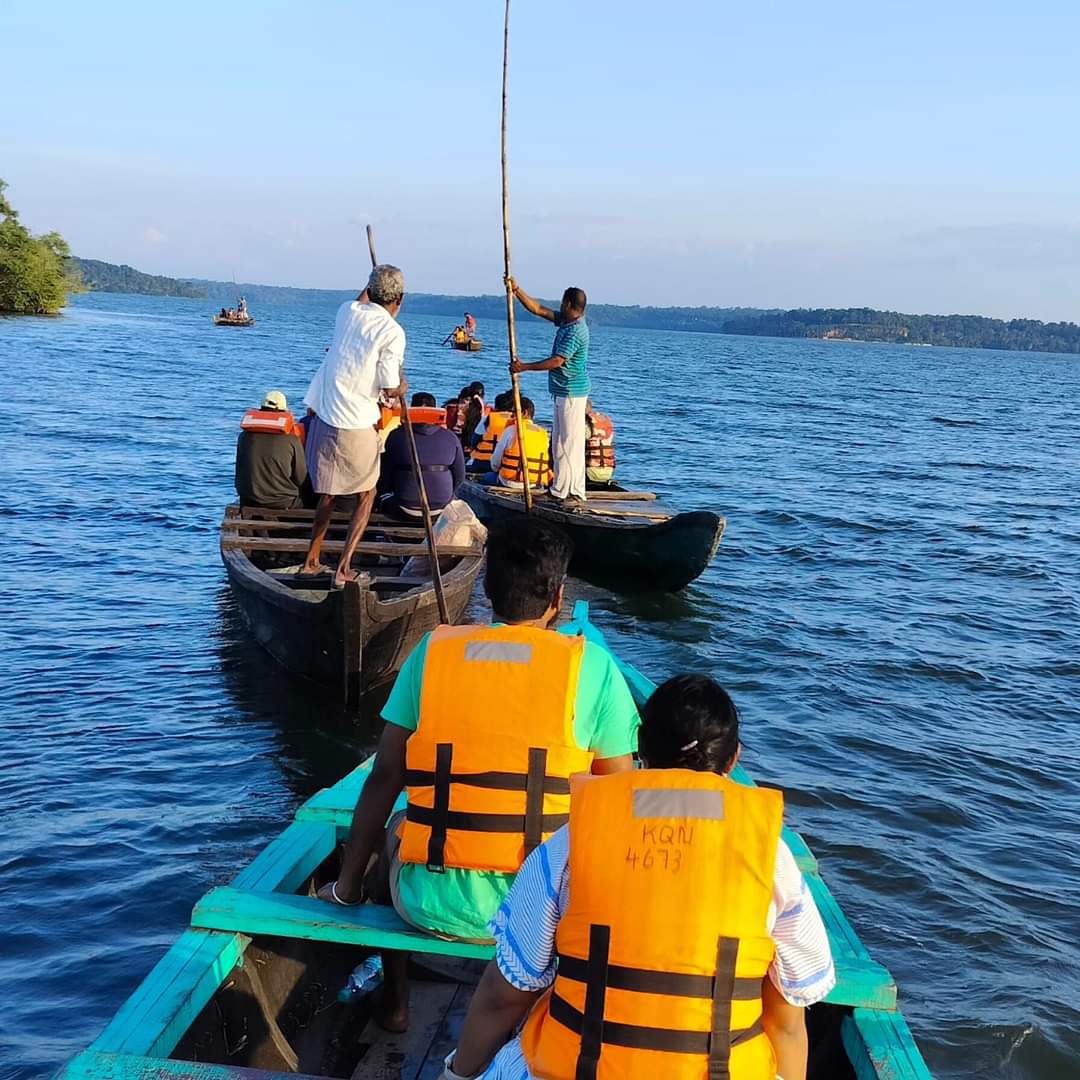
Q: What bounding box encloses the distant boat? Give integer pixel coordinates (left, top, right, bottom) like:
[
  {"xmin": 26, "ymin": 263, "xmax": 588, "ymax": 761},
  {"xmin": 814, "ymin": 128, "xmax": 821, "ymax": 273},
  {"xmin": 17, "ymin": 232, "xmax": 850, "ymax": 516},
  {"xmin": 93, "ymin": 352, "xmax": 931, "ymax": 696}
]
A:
[
  {"xmin": 213, "ymin": 313, "xmax": 255, "ymax": 327},
  {"xmin": 451, "ymin": 337, "xmax": 483, "ymax": 352}
]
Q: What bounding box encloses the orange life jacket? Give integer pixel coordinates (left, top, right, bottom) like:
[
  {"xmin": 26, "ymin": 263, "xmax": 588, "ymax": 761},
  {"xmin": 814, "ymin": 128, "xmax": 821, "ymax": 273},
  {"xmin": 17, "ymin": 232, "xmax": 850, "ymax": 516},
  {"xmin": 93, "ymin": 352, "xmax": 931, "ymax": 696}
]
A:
[
  {"xmin": 399, "ymin": 624, "xmax": 592, "ymax": 873},
  {"xmin": 379, "ymin": 404, "xmax": 449, "ymax": 428},
  {"xmin": 521, "ymin": 769, "xmax": 782, "ymax": 1080},
  {"xmin": 585, "ymin": 412, "xmax": 616, "ymax": 471},
  {"xmin": 499, "ymin": 421, "xmax": 554, "ymax": 488},
  {"xmin": 240, "ymin": 409, "xmax": 305, "ymax": 443},
  {"xmin": 471, "ymin": 410, "xmax": 512, "ymax": 465}
]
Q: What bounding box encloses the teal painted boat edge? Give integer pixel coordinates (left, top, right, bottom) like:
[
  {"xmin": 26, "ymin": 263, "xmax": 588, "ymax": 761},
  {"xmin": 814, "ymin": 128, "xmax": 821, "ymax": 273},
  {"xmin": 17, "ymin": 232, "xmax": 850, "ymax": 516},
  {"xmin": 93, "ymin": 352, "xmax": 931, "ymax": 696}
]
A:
[
  {"xmin": 191, "ymin": 885, "xmax": 494, "ymax": 960},
  {"xmin": 88, "ymin": 929, "xmax": 249, "ymax": 1058},
  {"xmin": 843, "ymin": 1009, "xmax": 935, "ymax": 1080},
  {"xmin": 60, "ymin": 1049, "xmax": 323, "ymax": 1079},
  {"xmin": 231, "ymin": 820, "xmax": 336, "ymax": 893}
]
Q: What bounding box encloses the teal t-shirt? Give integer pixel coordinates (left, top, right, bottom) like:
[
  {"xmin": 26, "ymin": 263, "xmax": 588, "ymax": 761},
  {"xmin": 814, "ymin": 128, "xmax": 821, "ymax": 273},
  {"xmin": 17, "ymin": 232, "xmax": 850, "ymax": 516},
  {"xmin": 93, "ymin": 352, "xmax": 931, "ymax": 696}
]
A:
[
  {"xmin": 382, "ymin": 627, "xmax": 639, "ymax": 939},
  {"xmin": 548, "ymin": 315, "xmax": 591, "ymax": 398}
]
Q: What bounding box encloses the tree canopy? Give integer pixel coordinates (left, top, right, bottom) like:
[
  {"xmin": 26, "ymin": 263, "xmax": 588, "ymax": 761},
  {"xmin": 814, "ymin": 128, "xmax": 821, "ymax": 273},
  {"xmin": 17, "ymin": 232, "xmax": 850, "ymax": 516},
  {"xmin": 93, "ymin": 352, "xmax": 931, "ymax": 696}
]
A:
[{"xmin": 0, "ymin": 179, "xmax": 82, "ymax": 314}]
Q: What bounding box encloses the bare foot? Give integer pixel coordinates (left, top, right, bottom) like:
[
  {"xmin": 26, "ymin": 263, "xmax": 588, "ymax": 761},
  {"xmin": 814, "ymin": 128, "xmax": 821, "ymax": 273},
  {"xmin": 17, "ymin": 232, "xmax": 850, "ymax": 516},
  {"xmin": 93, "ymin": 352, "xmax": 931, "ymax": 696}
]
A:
[
  {"xmin": 300, "ymin": 562, "xmax": 329, "ymax": 577},
  {"xmin": 372, "ymin": 989, "xmax": 409, "ymax": 1033},
  {"xmin": 333, "ymin": 566, "xmax": 360, "ymax": 588}
]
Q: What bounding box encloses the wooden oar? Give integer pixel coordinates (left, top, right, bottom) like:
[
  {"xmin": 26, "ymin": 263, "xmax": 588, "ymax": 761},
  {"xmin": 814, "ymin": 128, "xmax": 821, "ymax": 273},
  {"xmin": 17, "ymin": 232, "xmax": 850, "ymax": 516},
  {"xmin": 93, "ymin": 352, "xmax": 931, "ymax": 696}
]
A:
[
  {"xmin": 501, "ymin": 0, "xmax": 532, "ymax": 510},
  {"xmin": 367, "ymin": 225, "xmax": 450, "ymax": 624}
]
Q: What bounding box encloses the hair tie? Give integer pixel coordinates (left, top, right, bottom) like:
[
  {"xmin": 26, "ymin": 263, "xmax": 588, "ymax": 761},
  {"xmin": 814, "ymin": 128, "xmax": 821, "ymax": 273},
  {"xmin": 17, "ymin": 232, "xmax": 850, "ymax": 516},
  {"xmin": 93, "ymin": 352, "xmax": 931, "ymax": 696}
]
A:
[{"xmin": 680, "ymin": 739, "xmax": 699, "ymax": 752}]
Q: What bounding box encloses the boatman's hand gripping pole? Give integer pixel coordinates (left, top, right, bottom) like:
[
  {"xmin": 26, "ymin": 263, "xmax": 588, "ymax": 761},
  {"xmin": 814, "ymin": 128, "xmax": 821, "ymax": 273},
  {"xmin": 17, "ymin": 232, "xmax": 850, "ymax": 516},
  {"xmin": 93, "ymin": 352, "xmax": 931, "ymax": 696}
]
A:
[
  {"xmin": 367, "ymin": 224, "xmax": 451, "ymax": 624},
  {"xmin": 501, "ymin": 0, "xmax": 533, "ymax": 511}
]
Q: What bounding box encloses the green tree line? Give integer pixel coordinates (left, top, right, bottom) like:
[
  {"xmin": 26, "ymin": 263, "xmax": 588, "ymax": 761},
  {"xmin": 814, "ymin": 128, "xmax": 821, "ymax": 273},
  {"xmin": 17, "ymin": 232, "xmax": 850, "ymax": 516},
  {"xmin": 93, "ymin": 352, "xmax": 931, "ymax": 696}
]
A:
[
  {"xmin": 721, "ymin": 307, "xmax": 1080, "ymax": 354},
  {"xmin": 0, "ymin": 179, "xmax": 82, "ymax": 315},
  {"xmin": 72, "ymin": 258, "xmax": 206, "ymax": 298}
]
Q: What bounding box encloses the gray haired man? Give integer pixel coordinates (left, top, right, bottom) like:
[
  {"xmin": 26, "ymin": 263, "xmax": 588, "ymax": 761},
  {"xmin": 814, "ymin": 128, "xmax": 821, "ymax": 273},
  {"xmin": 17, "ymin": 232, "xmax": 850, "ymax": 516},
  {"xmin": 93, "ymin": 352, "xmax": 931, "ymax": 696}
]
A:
[{"xmin": 302, "ymin": 265, "xmax": 408, "ymax": 586}]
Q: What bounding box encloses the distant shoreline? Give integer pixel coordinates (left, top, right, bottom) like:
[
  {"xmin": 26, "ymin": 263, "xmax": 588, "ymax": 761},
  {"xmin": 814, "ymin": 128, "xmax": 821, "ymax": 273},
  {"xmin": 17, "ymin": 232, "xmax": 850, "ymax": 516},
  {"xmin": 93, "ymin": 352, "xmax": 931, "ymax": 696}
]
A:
[{"xmin": 69, "ymin": 257, "xmax": 1080, "ymax": 356}]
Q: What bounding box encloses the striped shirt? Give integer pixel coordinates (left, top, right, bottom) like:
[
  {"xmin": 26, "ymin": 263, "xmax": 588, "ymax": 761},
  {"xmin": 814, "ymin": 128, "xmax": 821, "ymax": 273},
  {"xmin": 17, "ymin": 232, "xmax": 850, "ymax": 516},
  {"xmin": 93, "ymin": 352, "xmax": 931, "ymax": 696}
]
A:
[
  {"xmin": 478, "ymin": 826, "xmax": 835, "ymax": 1080},
  {"xmin": 548, "ymin": 315, "xmax": 590, "ymax": 398}
]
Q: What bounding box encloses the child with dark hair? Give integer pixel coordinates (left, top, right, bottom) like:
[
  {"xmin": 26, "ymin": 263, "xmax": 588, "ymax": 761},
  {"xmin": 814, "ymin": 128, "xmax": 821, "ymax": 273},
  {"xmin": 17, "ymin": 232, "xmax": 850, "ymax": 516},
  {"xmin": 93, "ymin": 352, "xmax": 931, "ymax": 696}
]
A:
[{"xmin": 445, "ymin": 674, "xmax": 836, "ymax": 1080}]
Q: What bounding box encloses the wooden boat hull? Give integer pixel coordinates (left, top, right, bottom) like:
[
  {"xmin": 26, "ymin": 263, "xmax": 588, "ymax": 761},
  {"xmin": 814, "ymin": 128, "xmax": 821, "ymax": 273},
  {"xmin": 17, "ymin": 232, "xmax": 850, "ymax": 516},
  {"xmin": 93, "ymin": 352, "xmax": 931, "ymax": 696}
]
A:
[
  {"xmin": 213, "ymin": 315, "xmax": 255, "ymax": 326},
  {"xmin": 451, "ymin": 338, "xmax": 483, "ymax": 351},
  {"xmin": 460, "ymin": 479, "xmax": 724, "ymax": 591},
  {"xmin": 220, "ymin": 509, "xmax": 484, "ymax": 703},
  {"xmin": 54, "ymin": 603, "xmax": 932, "ymax": 1080}
]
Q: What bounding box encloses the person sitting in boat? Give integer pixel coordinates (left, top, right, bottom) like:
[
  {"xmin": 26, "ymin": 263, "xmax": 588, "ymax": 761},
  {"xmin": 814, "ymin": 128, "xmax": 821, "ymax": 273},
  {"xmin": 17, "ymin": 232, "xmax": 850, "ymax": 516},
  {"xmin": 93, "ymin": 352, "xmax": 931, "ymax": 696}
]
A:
[
  {"xmin": 442, "ymin": 674, "xmax": 836, "ymax": 1080},
  {"xmin": 458, "ymin": 380, "xmax": 486, "ymax": 448},
  {"xmin": 464, "ymin": 311, "xmax": 477, "ymax": 338},
  {"xmin": 377, "ymin": 392, "xmax": 465, "ymax": 520},
  {"xmin": 234, "ymin": 390, "xmax": 314, "ymax": 509},
  {"xmin": 584, "ymin": 399, "xmax": 616, "ymax": 485},
  {"xmin": 488, "ymin": 397, "xmax": 553, "ymax": 490},
  {"xmin": 219, "ymin": 307, "xmax": 228, "ymax": 319},
  {"xmin": 452, "ymin": 325, "xmax": 468, "ymax": 346},
  {"xmin": 467, "ymin": 389, "xmax": 514, "ymax": 474},
  {"xmin": 316, "ymin": 516, "xmax": 638, "ymax": 1032}
]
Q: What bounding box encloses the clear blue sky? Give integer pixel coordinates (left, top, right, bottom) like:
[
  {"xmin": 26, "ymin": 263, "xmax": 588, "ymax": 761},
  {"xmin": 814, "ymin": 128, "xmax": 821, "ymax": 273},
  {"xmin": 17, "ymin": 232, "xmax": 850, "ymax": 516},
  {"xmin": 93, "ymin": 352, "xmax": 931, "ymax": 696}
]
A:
[{"xmin": 4, "ymin": 0, "xmax": 1080, "ymax": 320}]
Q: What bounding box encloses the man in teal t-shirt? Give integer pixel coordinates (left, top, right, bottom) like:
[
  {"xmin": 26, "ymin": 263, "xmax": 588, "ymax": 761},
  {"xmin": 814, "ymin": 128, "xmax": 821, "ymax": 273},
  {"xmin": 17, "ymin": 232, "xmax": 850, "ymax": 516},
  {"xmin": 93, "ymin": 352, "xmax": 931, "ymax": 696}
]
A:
[
  {"xmin": 318, "ymin": 516, "xmax": 638, "ymax": 1032},
  {"xmin": 507, "ymin": 277, "xmax": 591, "ymax": 506}
]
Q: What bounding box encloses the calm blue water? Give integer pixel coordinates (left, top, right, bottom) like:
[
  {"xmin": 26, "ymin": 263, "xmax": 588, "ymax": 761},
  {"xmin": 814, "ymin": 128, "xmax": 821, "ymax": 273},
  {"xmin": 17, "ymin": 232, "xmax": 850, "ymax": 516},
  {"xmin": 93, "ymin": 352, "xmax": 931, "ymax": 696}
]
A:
[{"xmin": 1, "ymin": 292, "xmax": 1078, "ymax": 1080}]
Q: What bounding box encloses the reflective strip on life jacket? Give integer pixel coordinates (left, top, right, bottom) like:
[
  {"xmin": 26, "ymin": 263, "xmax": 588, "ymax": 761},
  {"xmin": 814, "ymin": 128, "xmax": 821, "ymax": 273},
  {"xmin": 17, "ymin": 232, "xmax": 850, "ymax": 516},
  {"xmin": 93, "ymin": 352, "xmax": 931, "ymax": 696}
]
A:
[
  {"xmin": 520, "ymin": 770, "xmax": 783, "ymax": 1080},
  {"xmin": 499, "ymin": 422, "xmax": 553, "ymax": 488},
  {"xmin": 471, "ymin": 411, "xmax": 511, "ymax": 464},
  {"xmin": 585, "ymin": 412, "xmax": 616, "ymax": 470},
  {"xmin": 399, "ymin": 624, "xmax": 591, "ymax": 873},
  {"xmin": 240, "ymin": 409, "xmax": 302, "ymax": 438}
]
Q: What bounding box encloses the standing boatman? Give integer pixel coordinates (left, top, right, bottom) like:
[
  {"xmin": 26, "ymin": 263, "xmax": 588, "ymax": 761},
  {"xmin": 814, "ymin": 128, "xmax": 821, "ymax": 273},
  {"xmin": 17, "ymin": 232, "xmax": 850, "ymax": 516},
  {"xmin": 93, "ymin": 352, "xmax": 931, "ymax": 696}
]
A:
[{"xmin": 505, "ymin": 278, "xmax": 590, "ymax": 506}]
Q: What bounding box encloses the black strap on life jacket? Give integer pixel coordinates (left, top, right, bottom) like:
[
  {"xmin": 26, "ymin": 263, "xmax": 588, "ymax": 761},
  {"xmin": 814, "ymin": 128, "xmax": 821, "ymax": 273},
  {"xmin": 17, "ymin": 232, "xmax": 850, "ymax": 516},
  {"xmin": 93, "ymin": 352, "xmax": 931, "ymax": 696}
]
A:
[
  {"xmin": 408, "ymin": 744, "xmax": 569, "ymax": 870},
  {"xmin": 556, "ymin": 927, "xmax": 763, "ymax": 1079}
]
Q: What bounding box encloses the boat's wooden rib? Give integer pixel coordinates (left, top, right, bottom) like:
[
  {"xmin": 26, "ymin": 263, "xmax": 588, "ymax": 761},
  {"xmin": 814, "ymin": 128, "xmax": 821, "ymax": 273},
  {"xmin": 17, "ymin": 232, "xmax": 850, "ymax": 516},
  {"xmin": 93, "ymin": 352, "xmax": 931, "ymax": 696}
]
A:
[
  {"xmin": 221, "ymin": 519, "xmax": 429, "ymax": 539},
  {"xmin": 55, "ymin": 604, "xmax": 930, "ymax": 1080}
]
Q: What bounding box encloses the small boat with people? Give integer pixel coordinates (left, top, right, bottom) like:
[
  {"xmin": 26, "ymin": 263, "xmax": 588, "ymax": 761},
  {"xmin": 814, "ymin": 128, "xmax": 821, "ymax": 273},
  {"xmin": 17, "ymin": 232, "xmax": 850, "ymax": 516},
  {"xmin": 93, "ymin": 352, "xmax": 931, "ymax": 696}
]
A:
[
  {"xmin": 461, "ymin": 479, "xmax": 725, "ymax": 592},
  {"xmin": 220, "ymin": 504, "xmax": 484, "ymax": 705},
  {"xmin": 213, "ymin": 296, "xmax": 255, "ymax": 326},
  {"xmin": 53, "ymin": 602, "xmax": 931, "ymax": 1080}
]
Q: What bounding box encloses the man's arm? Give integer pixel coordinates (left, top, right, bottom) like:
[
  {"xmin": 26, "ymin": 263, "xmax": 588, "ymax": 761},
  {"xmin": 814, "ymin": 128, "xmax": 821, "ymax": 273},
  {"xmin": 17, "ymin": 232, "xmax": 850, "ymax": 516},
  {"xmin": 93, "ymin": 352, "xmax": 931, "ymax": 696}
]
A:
[
  {"xmin": 449, "ymin": 963, "xmax": 541, "ymax": 1077},
  {"xmin": 510, "ymin": 353, "xmax": 567, "ymax": 374},
  {"xmin": 590, "ymin": 754, "xmax": 634, "ymax": 775},
  {"xmin": 506, "ymin": 276, "xmax": 556, "ymax": 322},
  {"xmin": 762, "ymin": 978, "xmax": 808, "ymax": 1080},
  {"xmin": 317, "ymin": 722, "xmax": 409, "ymax": 903}
]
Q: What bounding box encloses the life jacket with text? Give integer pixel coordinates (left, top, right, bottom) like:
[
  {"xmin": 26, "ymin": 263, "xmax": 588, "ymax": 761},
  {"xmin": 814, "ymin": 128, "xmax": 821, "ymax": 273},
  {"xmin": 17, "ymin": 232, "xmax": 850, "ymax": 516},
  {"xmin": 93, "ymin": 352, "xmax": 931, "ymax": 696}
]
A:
[
  {"xmin": 470, "ymin": 410, "xmax": 512, "ymax": 465},
  {"xmin": 521, "ymin": 769, "xmax": 783, "ymax": 1080},
  {"xmin": 499, "ymin": 421, "xmax": 554, "ymax": 488},
  {"xmin": 240, "ymin": 409, "xmax": 305, "ymax": 443},
  {"xmin": 399, "ymin": 624, "xmax": 593, "ymax": 873},
  {"xmin": 585, "ymin": 412, "xmax": 616, "ymax": 475}
]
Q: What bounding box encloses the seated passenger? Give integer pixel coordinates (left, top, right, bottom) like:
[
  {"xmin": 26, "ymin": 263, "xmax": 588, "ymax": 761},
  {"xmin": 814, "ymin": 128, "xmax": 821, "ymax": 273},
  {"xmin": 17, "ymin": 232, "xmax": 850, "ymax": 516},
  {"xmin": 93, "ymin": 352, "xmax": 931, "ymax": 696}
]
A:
[
  {"xmin": 467, "ymin": 389, "xmax": 514, "ymax": 473},
  {"xmin": 377, "ymin": 392, "xmax": 465, "ymax": 519},
  {"xmin": 316, "ymin": 517, "xmax": 638, "ymax": 1032},
  {"xmin": 444, "ymin": 674, "xmax": 836, "ymax": 1080},
  {"xmin": 585, "ymin": 400, "xmax": 616, "ymax": 485},
  {"xmin": 452, "ymin": 325, "xmax": 468, "ymax": 345},
  {"xmin": 488, "ymin": 397, "xmax": 553, "ymax": 490},
  {"xmin": 234, "ymin": 389, "xmax": 313, "ymax": 509}
]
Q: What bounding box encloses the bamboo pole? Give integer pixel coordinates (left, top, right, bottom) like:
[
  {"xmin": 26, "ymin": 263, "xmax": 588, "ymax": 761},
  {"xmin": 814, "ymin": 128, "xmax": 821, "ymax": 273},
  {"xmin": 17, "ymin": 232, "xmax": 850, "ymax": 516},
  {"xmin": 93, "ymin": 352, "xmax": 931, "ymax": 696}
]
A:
[
  {"xmin": 501, "ymin": 0, "xmax": 533, "ymax": 510},
  {"xmin": 367, "ymin": 226, "xmax": 450, "ymax": 623}
]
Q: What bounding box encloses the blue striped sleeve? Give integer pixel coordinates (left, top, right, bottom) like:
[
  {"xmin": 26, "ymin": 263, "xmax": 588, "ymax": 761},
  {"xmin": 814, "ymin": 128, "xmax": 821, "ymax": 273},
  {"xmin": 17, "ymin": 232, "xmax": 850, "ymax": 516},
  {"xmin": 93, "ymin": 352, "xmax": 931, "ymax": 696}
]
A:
[{"xmin": 489, "ymin": 827, "xmax": 570, "ymax": 992}]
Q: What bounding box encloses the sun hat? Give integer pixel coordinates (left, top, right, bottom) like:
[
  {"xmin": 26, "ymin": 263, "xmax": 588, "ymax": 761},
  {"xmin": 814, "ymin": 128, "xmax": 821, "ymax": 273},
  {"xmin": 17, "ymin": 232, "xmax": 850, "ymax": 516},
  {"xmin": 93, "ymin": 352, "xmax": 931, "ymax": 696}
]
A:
[{"xmin": 262, "ymin": 389, "xmax": 288, "ymax": 411}]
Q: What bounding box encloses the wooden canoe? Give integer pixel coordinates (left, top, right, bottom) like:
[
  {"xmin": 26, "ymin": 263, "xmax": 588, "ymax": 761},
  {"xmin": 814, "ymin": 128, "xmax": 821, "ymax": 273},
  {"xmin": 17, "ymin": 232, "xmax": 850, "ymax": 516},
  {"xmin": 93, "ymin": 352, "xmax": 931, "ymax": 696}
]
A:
[
  {"xmin": 460, "ymin": 479, "xmax": 725, "ymax": 592},
  {"xmin": 451, "ymin": 338, "xmax": 483, "ymax": 351},
  {"xmin": 213, "ymin": 314, "xmax": 255, "ymax": 326},
  {"xmin": 220, "ymin": 505, "xmax": 484, "ymax": 705},
  {"xmin": 54, "ymin": 602, "xmax": 932, "ymax": 1080}
]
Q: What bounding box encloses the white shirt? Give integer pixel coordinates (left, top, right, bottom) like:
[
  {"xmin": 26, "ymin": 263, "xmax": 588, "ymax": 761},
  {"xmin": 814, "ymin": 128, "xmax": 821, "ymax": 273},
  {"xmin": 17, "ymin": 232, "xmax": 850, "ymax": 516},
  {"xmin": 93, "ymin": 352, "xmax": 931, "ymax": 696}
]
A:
[{"xmin": 304, "ymin": 300, "xmax": 404, "ymax": 430}]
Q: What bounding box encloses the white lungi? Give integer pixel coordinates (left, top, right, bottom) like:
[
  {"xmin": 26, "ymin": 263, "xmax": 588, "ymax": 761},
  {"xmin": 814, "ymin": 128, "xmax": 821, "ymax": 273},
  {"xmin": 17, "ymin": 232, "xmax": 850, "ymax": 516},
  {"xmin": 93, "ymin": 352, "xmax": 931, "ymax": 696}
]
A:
[{"xmin": 551, "ymin": 395, "xmax": 587, "ymax": 500}]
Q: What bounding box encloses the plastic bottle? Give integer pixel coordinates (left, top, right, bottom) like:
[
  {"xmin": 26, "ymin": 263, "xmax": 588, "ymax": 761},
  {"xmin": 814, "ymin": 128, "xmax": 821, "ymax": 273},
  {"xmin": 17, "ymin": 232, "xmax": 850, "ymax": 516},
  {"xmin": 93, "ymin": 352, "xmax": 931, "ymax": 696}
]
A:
[{"xmin": 338, "ymin": 954, "xmax": 384, "ymax": 1002}]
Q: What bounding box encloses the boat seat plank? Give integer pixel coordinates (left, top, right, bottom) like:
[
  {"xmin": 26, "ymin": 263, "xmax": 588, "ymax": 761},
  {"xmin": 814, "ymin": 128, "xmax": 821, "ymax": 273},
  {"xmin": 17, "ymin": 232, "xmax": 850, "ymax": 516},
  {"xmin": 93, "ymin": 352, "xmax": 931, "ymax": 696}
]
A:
[
  {"xmin": 221, "ymin": 520, "xmax": 428, "ymax": 539},
  {"xmin": 221, "ymin": 537, "xmax": 480, "ymax": 557},
  {"xmin": 581, "ymin": 489, "xmax": 658, "ymax": 501},
  {"xmin": 231, "ymin": 820, "xmax": 337, "ymax": 894},
  {"xmin": 349, "ymin": 979, "xmax": 459, "ymax": 1079},
  {"xmin": 416, "ymin": 982, "xmax": 474, "ymax": 1079},
  {"xmin": 233, "ymin": 504, "xmax": 420, "ymax": 525},
  {"xmin": 267, "ymin": 573, "xmax": 434, "ymax": 592},
  {"xmin": 191, "ymin": 887, "xmax": 494, "ymax": 960},
  {"xmin": 60, "ymin": 1049, "xmax": 326, "ymax": 1080},
  {"xmin": 842, "ymin": 1008, "xmax": 934, "ymax": 1080},
  {"xmin": 89, "ymin": 929, "xmax": 249, "ymax": 1058}
]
